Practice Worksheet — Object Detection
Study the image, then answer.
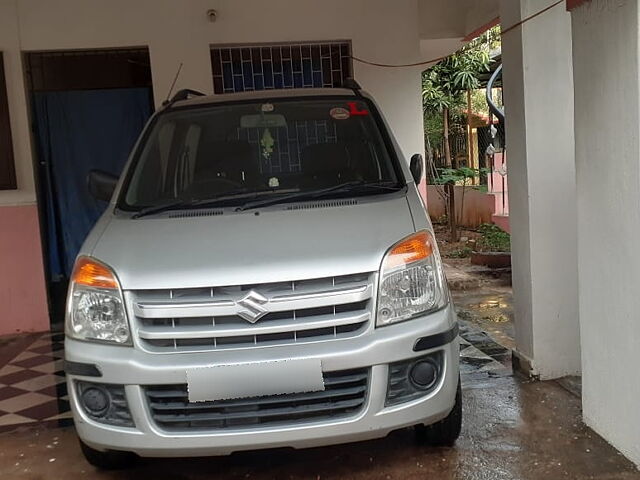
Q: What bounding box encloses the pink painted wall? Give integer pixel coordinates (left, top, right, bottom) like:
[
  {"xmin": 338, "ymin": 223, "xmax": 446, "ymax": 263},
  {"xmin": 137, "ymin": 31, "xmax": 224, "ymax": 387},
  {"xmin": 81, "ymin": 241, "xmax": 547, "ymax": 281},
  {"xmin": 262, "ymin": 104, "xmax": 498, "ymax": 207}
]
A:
[
  {"xmin": 426, "ymin": 185, "xmax": 497, "ymax": 228},
  {"xmin": 0, "ymin": 205, "xmax": 49, "ymax": 335},
  {"xmin": 491, "ymin": 214, "xmax": 511, "ymax": 233}
]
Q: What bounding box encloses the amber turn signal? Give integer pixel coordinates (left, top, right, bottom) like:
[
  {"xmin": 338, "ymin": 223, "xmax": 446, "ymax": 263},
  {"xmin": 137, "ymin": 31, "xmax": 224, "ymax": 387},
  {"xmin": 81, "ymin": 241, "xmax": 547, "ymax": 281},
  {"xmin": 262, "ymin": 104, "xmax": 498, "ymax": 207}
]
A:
[
  {"xmin": 71, "ymin": 257, "xmax": 119, "ymax": 289},
  {"xmin": 384, "ymin": 231, "xmax": 434, "ymax": 269}
]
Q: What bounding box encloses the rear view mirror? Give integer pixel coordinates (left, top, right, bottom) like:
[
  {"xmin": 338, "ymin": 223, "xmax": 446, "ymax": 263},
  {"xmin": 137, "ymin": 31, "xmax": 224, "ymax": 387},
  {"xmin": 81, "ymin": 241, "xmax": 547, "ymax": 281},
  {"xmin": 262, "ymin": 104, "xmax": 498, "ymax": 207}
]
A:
[
  {"xmin": 88, "ymin": 170, "xmax": 118, "ymax": 202},
  {"xmin": 410, "ymin": 154, "xmax": 424, "ymax": 184},
  {"xmin": 240, "ymin": 114, "xmax": 287, "ymax": 129}
]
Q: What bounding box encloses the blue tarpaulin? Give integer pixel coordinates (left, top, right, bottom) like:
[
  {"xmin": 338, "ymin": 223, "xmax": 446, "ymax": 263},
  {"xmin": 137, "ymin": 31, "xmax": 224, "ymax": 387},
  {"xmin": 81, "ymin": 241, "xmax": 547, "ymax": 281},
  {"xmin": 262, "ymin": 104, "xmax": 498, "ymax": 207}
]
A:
[{"xmin": 33, "ymin": 88, "xmax": 153, "ymax": 279}]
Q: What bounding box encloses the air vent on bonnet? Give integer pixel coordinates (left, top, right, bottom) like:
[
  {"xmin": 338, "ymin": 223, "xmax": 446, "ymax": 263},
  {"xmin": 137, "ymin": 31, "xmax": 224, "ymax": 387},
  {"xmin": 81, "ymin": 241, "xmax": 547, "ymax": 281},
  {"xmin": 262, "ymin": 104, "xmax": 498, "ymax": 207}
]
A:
[
  {"xmin": 167, "ymin": 209, "xmax": 224, "ymax": 219},
  {"xmin": 285, "ymin": 199, "xmax": 358, "ymax": 211}
]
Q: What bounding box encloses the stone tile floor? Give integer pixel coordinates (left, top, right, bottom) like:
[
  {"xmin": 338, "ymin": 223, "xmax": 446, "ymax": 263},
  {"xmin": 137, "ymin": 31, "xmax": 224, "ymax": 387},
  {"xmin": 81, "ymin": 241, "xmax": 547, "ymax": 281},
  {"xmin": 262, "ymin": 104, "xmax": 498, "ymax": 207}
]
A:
[
  {"xmin": 0, "ymin": 322, "xmax": 509, "ymax": 433},
  {"xmin": 0, "ymin": 332, "xmax": 71, "ymax": 432}
]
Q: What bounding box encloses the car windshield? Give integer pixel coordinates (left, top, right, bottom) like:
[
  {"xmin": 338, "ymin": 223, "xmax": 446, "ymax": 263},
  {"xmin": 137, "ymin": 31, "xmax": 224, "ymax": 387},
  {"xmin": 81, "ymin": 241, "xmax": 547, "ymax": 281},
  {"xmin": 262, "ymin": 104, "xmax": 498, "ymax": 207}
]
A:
[{"xmin": 119, "ymin": 97, "xmax": 402, "ymax": 211}]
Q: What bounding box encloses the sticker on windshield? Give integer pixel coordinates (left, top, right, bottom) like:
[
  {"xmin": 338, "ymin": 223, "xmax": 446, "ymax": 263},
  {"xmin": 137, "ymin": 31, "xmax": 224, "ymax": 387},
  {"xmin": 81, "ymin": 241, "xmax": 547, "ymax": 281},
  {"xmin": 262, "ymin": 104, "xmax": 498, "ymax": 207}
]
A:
[
  {"xmin": 330, "ymin": 107, "xmax": 350, "ymax": 120},
  {"xmin": 269, "ymin": 177, "xmax": 280, "ymax": 188},
  {"xmin": 261, "ymin": 103, "xmax": 275, "ymax": 112}
]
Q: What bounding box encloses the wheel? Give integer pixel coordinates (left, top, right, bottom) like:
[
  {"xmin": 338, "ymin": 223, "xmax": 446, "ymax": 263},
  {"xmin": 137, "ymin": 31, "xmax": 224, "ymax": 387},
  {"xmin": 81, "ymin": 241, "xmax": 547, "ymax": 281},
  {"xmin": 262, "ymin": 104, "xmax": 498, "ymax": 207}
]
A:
[
  {"xmin": 415, "ymin": 377, "xmax": 462, "ymax": 447},
  {"xmin": 79, "ymin": 439, "xmax": 138, "ymax": 470}
]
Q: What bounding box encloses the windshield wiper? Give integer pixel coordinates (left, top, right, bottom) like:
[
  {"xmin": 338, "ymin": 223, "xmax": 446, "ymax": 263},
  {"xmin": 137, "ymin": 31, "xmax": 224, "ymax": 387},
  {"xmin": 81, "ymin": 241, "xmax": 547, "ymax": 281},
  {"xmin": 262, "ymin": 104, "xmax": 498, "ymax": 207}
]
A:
[
  {"xmin": 237, "ymin": 180, "xmax": 404, "ymax": 212},
  {"xmin": 130, "ymin": 189, "xmax": 259, "ymax": 219}
]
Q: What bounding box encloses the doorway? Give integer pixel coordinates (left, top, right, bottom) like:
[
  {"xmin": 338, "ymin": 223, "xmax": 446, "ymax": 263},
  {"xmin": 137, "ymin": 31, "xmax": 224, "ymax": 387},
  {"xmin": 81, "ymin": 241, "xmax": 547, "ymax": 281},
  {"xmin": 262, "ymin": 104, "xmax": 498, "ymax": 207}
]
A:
[{"xmin": 25, "ymin": 48, "xmax": 154, "ymax": 327}]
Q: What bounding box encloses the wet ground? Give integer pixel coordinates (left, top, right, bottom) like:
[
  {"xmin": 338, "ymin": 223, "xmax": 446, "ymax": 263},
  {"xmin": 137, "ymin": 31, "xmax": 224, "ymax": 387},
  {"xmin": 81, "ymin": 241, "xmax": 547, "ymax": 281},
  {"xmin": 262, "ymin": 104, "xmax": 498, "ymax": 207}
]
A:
[
  {"xmin": 1, "ymin": 267, "xmax": 638, "ymax": 478},
  {"xmin": 454, "ymin": 285, "xmax": 515, "ymax": 351},
  {"xmin": 1, "ymin": 367, "xmax": 638, "ymax": 479}
]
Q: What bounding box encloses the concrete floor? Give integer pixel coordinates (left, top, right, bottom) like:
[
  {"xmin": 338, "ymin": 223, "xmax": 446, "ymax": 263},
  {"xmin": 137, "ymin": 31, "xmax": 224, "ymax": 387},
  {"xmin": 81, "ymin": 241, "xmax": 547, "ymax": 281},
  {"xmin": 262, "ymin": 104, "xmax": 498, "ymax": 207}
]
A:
[{"xmin": 1, "ymin": 371, "xmax": 639, "ymax": 479}]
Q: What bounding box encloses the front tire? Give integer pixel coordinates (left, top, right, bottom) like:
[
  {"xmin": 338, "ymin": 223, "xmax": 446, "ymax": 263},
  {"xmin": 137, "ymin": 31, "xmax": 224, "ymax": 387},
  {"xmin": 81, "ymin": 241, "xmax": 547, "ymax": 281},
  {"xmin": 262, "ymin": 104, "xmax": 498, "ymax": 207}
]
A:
[
  {"xmin": 79, "ymin": 439, "xmax": 138, "ymax": 470},
  {"xmin": 415, "ymin": 377, "xmax": 462, "ymax": 446}
]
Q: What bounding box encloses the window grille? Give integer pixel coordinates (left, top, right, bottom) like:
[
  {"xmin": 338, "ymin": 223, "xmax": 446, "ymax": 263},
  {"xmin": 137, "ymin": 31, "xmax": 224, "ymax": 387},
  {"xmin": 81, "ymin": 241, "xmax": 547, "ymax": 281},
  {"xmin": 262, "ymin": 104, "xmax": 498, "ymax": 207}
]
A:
[{"xmin": 211, "ymin": 42, "xmax": 352, "ymax": 94}]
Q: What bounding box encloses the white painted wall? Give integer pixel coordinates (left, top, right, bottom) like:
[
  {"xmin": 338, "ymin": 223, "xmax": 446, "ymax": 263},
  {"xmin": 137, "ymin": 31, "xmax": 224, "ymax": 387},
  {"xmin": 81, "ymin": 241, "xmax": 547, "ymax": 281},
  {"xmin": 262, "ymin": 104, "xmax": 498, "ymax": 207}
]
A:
[
  {"xmin": 419, "ymin": 0, "xmax": 499, "ymax": 39},
  {"xmin": 500, "ymin": 0, "xmax": 581, "ymax": 378},
  {"xmin": 571, "ymin": 0, "xmax": 640, "ymax": 465},
  {"xmin": 0, "ymin": 0, "xmax": 437, "ymax": 208}
]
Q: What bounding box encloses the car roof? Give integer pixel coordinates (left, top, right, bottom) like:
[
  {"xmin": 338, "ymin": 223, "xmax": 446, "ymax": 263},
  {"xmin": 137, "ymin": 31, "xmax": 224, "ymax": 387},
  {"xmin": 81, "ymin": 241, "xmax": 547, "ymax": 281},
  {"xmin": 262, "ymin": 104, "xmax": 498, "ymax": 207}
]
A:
[{"xmin": 167, "ymin": 88, "xmax": 359, "ymax": 109}]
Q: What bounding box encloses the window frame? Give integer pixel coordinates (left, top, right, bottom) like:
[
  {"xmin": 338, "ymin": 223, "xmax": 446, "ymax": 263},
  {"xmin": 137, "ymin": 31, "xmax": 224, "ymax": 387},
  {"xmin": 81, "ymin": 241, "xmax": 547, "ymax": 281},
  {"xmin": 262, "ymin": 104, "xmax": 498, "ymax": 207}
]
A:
[{"xmin": 0, "ymin": 52, "xmax": 17, "ymax": 190}]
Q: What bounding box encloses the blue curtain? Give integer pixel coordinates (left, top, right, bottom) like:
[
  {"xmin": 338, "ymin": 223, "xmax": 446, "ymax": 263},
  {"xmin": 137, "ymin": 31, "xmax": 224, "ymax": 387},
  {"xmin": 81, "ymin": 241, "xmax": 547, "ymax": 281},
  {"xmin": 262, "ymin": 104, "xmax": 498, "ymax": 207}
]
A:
[{"xmin": 33, "ymin": 88, "xmax": 153, "ymax": 279}]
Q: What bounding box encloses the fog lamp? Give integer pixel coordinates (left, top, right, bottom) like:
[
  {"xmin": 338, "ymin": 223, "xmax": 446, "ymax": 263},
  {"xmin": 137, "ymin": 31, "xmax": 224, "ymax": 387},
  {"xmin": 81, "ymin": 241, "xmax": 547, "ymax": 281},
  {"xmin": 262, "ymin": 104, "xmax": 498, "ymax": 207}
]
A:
[{"xmin": 81, "ymin": 386, "xmax": 110, "ymax": 417}]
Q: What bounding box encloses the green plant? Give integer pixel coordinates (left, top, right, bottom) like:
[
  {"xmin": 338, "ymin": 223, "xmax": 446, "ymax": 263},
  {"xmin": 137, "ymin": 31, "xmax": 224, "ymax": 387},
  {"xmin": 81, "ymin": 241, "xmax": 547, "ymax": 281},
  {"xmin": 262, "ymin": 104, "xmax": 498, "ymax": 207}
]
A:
[
  {"xmin": 476, "ymin": 223, "xmax": 511, "ymax": 252},
  {"xmin": 422, "ymin": 27, "xmax": 495, "ymax": 242},
  {"xmin": 444, "ymin": 246, "xmax": 473, "ymax": 259},
  {"xmin": 432, "ymin": 167, "xmax": 490, "ymax": 225}
]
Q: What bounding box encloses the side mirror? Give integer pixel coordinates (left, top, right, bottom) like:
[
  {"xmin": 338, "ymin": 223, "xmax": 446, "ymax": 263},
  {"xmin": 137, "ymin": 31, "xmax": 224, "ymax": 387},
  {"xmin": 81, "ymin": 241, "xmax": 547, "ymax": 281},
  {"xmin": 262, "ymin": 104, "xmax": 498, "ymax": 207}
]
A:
[
  {"xmin": 88, "ymin": 170, "xmax": 118, "ymax": 202},
  {"xmin": 410, "ymin": 153, "xmax": 424, "ymax": 184}
]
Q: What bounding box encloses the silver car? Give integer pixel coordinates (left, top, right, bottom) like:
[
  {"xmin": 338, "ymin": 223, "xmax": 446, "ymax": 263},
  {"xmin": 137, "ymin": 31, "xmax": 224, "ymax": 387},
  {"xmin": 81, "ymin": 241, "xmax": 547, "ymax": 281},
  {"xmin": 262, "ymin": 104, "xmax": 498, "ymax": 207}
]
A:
[{"xmin": 64, "ymin": 87, "xmax": 460, "ymax": 469}]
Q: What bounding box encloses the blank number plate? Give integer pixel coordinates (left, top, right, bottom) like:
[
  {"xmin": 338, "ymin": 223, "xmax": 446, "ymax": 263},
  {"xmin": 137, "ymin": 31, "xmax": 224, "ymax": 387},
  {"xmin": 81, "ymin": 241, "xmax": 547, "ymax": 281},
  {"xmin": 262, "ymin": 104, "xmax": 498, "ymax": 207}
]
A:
[{"xmin": 186, "ymin": 358, "xmax": 324, "ymax": 403}]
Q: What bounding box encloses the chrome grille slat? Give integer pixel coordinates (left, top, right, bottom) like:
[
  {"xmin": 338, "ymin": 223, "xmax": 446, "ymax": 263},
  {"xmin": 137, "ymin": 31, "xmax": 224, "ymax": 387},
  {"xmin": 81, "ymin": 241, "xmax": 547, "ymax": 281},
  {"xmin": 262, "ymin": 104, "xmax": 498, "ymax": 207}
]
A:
[
  {"xmin": 144, "ymin": 368, "xmax": 369, "ymax": 431},
  {"xmin": 129, "ymin": 273, "xmax": 374, "ymax": 352},
  {"xmin": 138, "ymin": 311, "xmax": 369, "ymax": 340},
  {"xmin": 133, "ymin": 283, "xmax": 372, "ymax": 319}
]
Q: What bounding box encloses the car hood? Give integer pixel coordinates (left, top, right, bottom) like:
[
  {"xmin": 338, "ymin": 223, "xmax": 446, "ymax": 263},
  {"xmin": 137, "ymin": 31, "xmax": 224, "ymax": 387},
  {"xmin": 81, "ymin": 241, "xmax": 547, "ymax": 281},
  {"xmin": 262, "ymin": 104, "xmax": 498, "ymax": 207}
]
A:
[{"xmin": 89, "ymin": 195, "xmax": 416, "ymax": 290}]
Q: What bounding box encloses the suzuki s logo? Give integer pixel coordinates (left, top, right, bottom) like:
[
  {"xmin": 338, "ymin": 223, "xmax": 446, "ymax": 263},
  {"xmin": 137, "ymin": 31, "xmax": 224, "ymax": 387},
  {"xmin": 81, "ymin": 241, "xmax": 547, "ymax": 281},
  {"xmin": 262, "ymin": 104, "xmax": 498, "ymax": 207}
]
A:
[{"xmin": 236, "ymin": 290, "xmax": 269, "ymax": 323}]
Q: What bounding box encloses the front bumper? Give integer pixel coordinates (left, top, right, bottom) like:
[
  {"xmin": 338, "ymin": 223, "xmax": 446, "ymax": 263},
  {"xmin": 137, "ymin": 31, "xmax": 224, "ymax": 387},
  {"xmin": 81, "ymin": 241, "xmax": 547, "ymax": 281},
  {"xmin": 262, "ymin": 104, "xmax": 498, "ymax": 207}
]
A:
[{"xmin": 65, "ymin": 306, "xmax": 459, "ymax": 457}]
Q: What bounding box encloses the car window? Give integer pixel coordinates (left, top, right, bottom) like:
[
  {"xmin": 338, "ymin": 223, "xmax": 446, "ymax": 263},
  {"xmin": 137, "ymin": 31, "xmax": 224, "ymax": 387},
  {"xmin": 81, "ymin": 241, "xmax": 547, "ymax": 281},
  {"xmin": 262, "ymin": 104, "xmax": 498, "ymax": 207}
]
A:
[{"xmin": 121, "ymin": 98, "xmax": 401, "ymax": 209}]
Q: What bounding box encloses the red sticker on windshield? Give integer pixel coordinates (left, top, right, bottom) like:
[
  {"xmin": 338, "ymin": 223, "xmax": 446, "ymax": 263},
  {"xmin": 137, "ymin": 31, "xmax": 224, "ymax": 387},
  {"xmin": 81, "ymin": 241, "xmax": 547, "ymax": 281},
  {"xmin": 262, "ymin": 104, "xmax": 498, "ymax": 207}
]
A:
[
  {"xmin": 347, "ymin": 102, "xmax": 369, "ymax": 116},
  {"xmin": 330, "ymin": 107, "xmax": 350, "ymax": 120}
]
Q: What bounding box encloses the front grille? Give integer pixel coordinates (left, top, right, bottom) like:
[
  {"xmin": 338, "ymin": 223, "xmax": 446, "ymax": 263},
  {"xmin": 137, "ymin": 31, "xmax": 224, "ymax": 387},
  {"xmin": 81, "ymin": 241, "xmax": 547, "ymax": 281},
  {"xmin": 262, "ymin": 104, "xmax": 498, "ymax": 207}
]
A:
[
  {"xmin": 144, "ymin": 368, "xmax": 369, "ymax": 431},
  {"xmin": 128, "ymin": 273, "xmax": 374, "ymax": 352}
]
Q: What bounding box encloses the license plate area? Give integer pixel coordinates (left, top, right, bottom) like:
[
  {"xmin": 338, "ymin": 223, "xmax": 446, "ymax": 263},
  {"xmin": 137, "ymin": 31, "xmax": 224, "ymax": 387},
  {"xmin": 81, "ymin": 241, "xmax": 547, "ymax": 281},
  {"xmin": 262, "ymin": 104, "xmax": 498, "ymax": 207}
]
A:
[{"xmin": 186, "ymin": 358, "xmax": 324, "ymax": 403}]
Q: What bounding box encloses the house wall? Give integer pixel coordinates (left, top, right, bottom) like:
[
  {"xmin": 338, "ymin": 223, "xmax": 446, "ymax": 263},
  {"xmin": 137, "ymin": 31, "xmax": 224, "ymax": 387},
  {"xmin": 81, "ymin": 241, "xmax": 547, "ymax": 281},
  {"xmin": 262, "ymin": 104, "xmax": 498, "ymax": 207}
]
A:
[
  {"xmin": 0, "ymin": 0, "xmax": 48, "ymax": 333},
  {"xmin": 0, "ymin": 0, "xmax": 430, "ymax": 335},
  {"xmin": 426, "ymin": 185, "xmax": 496, "ymax": 228},
  {"xmin": 571, "ymin": 0, "xmax": 640, "ymax": 465}
]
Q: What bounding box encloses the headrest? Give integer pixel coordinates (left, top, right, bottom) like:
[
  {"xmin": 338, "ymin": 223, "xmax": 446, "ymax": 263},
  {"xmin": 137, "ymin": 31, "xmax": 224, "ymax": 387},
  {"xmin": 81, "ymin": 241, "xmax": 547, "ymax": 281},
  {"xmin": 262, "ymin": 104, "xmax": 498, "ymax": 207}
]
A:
[
  {"xmin": 301, "ymin": 143, "xmax": 350, "ymax": 176},
  {"xmin": 195, "ymin": 140, "xmax": 257, "ymax": 180}
]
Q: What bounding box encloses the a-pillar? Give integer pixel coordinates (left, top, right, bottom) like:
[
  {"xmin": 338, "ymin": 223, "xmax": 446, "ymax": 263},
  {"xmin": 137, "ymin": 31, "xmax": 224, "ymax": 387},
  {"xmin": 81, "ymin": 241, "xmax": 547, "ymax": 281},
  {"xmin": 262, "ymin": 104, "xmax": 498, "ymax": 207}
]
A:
[{"xmin": 499, "ymin": 0, "xmax": 581, "ymax": 378}]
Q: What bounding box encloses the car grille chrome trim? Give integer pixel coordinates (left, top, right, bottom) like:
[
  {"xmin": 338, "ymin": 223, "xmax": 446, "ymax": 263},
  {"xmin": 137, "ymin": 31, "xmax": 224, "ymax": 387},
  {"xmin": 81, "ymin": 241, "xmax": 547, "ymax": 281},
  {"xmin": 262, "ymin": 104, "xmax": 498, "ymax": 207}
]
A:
[
  {"xmin": 144, "ymin": 368, "xmax": 369, "ymax": 431},
  {"xmin": 128, "ymin": 272, "xmax": 375, "ymax": 352},
  {"xmin": 132, "ymin": 284, "xmax": 372, "ymax": 319},
  {"xmin": 137, "ymin": 311, "xmax": 370, "ymax": 340}
]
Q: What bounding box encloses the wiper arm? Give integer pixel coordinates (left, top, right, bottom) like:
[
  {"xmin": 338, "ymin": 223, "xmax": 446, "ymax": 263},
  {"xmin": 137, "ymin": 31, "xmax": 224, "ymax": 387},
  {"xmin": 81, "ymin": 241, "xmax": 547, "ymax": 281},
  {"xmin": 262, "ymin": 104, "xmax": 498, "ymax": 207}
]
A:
[
  {"xmin": 131, "ymin": 199, "xmax": 195, "ymax": 219},
  {"xmin": 131, "ymin": 189, "xmax": 258, "ymax": 219},
  {"xmin": 237, "ymin": 180, "xmax": 404, "ymax": 212}
]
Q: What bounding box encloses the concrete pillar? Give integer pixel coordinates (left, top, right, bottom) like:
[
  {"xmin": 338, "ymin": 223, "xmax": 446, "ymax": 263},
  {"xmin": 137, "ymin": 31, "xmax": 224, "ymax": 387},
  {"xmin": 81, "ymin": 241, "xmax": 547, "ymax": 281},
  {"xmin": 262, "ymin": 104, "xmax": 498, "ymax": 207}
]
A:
[
  {"xmin": 570, "ymin": 0, "xmax": 640, "ymax": 465},
  {"xmin": 499, "ymin": 0, "xmax": 581, "ymax": 378}
]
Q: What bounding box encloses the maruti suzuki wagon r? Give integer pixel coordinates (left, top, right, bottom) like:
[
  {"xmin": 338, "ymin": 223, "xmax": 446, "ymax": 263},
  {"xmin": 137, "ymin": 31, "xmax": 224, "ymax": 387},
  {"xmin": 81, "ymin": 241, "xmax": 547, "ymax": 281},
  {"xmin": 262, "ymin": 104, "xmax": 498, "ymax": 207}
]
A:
[{"xmin": 64, "ymin": 86, "xmax": 460, "ymax": 469}]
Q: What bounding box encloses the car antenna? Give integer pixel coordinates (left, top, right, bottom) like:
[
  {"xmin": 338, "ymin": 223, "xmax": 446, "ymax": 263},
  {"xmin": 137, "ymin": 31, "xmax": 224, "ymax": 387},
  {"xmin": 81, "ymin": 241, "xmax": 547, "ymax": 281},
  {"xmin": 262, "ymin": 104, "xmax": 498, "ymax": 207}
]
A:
[{"xmin": 162, "ymin": 62, "xmax": 183, "ymax": 106}]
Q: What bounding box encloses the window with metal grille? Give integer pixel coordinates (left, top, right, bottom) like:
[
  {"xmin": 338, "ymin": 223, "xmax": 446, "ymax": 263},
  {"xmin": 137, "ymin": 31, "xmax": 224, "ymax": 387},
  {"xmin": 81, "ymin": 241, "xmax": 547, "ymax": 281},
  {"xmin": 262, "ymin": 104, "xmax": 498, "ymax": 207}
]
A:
[
  {"xmin": 210, "ymin": 42, "xmax": 352, "ymax": 94},
  {"xmin": 0, "ymin": 52, "xmax": 16, "ymax": 190}
]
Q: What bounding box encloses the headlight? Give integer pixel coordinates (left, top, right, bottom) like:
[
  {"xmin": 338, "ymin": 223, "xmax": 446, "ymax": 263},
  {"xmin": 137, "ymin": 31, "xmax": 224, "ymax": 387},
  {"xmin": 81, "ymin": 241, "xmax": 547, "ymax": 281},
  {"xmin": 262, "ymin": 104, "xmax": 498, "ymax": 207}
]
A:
[
  {"xmin": 65, "ymin": 256, "xmax": 131, "ymax": 345},
  {"xmin": 376, "ymin": 231, "xmax": 447, "ymax": 326}
]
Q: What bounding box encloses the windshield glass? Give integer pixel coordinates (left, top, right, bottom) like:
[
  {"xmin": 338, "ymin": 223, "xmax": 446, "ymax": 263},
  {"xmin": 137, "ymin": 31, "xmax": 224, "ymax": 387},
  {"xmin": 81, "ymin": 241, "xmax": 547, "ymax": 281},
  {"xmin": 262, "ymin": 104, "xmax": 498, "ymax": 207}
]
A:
[{"xmin": 119, "ymin": 98, "xmax": 402, "ymax": 211}]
